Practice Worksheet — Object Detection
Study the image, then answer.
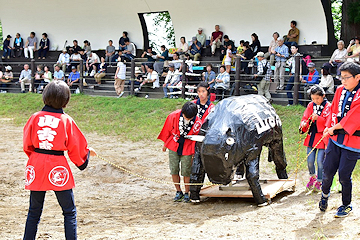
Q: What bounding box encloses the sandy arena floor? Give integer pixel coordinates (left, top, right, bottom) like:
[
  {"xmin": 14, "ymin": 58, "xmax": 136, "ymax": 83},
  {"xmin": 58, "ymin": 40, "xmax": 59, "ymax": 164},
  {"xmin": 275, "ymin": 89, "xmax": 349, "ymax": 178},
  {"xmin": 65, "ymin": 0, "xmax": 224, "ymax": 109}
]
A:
[{"xmin": 1, "ymin": 120, "xmax": 359, "ymax": 239}]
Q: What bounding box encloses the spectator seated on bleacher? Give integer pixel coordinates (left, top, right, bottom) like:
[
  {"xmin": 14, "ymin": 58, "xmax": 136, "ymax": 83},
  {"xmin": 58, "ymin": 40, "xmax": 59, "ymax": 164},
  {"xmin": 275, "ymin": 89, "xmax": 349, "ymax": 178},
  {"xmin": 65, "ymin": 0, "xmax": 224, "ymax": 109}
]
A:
[
  {"xmin": 118, "ymin": 31, "xmax": 128, "ymax": 51},
  {"xmin": 2, "ymin": 35, "xmax": 12, "ymax": 60},
  {"xmin": 37, "ymin": 65, "xmax": 52, "ymax": 93},
  {"xmin": 19, "ymin": 64, "xmax": 32, "ymax": 93},
  {"xmin": 176, "ymin": 37, "xmax": 188, "ymax": 59},
  {"xmin": 132, "ymin": 67, "xmax": 144, "ymax": 91},
  {"xmin": 123, "ymin": 38, "xmax": 136, "ymax": 61},
  {"xmin": 319, "ymin": 65, "xmax": 334, "ymax": 94},
  {"xmin": 284, "ymin": 20, "xmax": 299, "ymax": 47},
  {"xmin": 55, "ymin": 49, "xmax": 70, "ymax": 73},
  {"xmin": 154, "ymin": 45, "xmax": 169, "ymax": 75},
  {"xmin": 12, "ymin": 33, "xmax": 24, "ymax": 58},
  {"xmin": 196, "ymin": 28, "xmax": 206, "ymax": 48},
  {"xmin": 105, "ymin": 40, "xmax": 116, "ymax": 63},
  {"xmin": 171, "ymin": 52, "xmax": 182, "ymax": 71},
  {"xmin": 67, "ymin": 66, "xmax": 80, "ymax": 92},
  {"xmin": 38, "ymin": 33, "xmax": 50, "ymax": 60},
  {"xmin": 163, "ymin": 63, "xmax": 181, "ymax": 98},
  {"xmin": 34, "ymin": 65, "xmax": 44, "ymax": 93},
  {"xmin": 53, "ymin": 65, "xmax": 65, "ymax": 81},
  {"xmin": 86, "ymin": 52, "xmax": 100, "ymax": 77},
  {"xmin": 189, "ymin": 37, "xmax": 202, "ymax": 61},
  {"xmin": 138, "ymin": 64, "xmax": 160, "ymax": 98},
  {"xmin": 213, "ymin": 65, "xmax": 230, "ymax": 101},
  {"xmin": 24, "ymin": 32, "xmax": 38, "ymax": 59},
  {"xmin": 236, "ymin": 40, "xmax": 245, "ymax": 56},
  {"xmin": 141, "ymin": 47, "xmax": 157, "ymax": 73},
  {"xmin": 94, "ymin": 57, "xmax": 107, "ymax": 84},
  {"xmin": 238, "ymin": 42, "xmax": 254, "ymax": 74},
  {"xmin": 345, "ymin": 36, "xmax": 360, "ymax": 63},
  {"xmin": 264, "ymin": 32, "xmax": 280, "ymax": 66},
  {"xmin": 67, "ymin": 40, "xmax": 81, "ymax": 55},
  {"xmin": 301, "ymin": 62, "xmax": 320, "ymax": 102},
  {"xmin": 323, "ymin": 40, "xmax": 347, "ymax": 78},
  {"xmin": 250, "ymin": 33, "xmax": 261, "ymax": 56},
  {"xmin": 83, "ymin": 40, "xmax": 92, "ymax": 58},
  {"xmin": 210, "ymin": 25, "xmax": 223, "ymax": 56},
  {"xmin": 1, "ymin": 66, "xmax": 13, "ymax": 93},
  {"xmin": 70, "ymin": 50, "xmax": 82, "ymax": 71},
  {"xmin": 202, "ymin": 63, "xmax": 216, "ymax": 90}
]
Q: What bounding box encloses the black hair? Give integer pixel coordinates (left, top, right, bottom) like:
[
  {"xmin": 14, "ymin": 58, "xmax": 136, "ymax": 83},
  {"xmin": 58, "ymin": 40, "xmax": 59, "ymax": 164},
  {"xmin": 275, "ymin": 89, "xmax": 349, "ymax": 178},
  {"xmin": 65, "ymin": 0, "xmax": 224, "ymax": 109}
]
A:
[
  {"xmin": 43, "ymin": 81, "xmax": 71, "ymax": 109},
  {"xmin": 73, "ymin": 40, "xmax": 78, "ymax": 44},
  {"xmin": 273, "ymin": 32, "xmax": 280, "ymax": 38},
  {"xmin": 161, "ymin": 45, "xmax": 166, "ymax": 49},
  {"xmin": 206, "ymin": 63, "xmax": 213, "ymax": 68},
  {"xmin": 43, "ymin": 65, "xmax": 49, "ymax": 71},
  {"xmin": 16, "ymin": 33, "xmax": 21, "ymax": 37},
  {"xmin": 290, "ymin": 42, "xmax": 298, "ymax": 48},
  {"xmin": 42, "ymin": 33, "xmax": 47, "ymax": 38},
  {"xmin": 339, "ymin": 62, "xmax": 360, "ymax": 76},
  {"xmin": 181, "ymin": 102, "xmax": 198, "ymax": 119},
  {"xmin": 147, "ymin": 46, "xmax": 152, "ymax": 50},
  {"xmin": 84, "ymin": 40, "xmax": 90, "ymax": 46},
  {"xmin": 184, "ymin": 53, "xmax": 190, "ymax": 58},
  {"xmin": 240, "ymin": 40, "xmax": 245, "ymax": 44},
  {"xmin": 243, "ymin": 41, "xmax": 250, "ymax": 48},
  {"xmin": 181, "ymin": 36, "xmax": 186, "ymax": 42},
  {"xmin": 124, "ymin": 38, "xmax": 130, "ymax": 43},
  {"xmin": 109, "ymin": 40, "xmax": 113, "ymax": 43},
  {"xmin": 224, "ymin": 35, "xmax": 229, "ymax": 39},
  {"xmin": 291, "ymin": 20, "xmax": 297, "ymax": 26},
  {"xmin": 321, "ymin": 66, "xmax": 330, "ymax": 76},
  {"xmin": 30, "ymin": 32, "xmax": 35, "ymax": 36},
  {"xmin": 197, "ymin": 81, "xmax": 210, "ymax": 96},
  {"xmin": 309, "ymin": 85, "xmax": 325, "ymax": 97},
  {"xmin": 251, "ymin": 33, "xmax": 258, "ymax": 41},
  {"xmin": 173, "ymin": 52, "xmax": 179, "ymax": 57},
  {"xmin": 123, "ymin": 31, "xmax": 128, "ymax": 37},
  {"xmin": 219, "ymin": 65, "xmax": 226, "ymax": 71}
]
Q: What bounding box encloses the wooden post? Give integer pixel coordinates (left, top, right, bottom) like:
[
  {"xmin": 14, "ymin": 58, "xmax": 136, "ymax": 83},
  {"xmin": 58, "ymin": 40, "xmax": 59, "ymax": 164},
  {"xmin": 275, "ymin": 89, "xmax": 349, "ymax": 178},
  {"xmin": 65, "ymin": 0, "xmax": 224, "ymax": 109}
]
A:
[
  {"xmin": 181, "ymin": 60, "xmax": 186, "ymax": 99},
  {"xmin": 235, "ymin": 57, "xmax": 241, "ymax": 96},
  {"xmin": 30, "ymin": 59, "xmax": 35, "ymax": 93},
  {"xmin": 130, "ymin": 59, "xmax": 135, "ymax": 95},
  {"xmin": 79, "ymin": 59, "xmax": 84, "ymax": 93},
  {"xmin": 293, "ymin": 55, "xmax": 301, "ymax": 105}
]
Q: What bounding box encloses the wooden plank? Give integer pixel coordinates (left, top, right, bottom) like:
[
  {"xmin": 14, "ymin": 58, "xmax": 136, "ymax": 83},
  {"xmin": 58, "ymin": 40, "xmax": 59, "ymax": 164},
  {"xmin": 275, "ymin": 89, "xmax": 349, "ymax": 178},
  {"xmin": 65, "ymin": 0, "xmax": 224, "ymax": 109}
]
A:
[{"xmin": 200, "ymin": 179, "xmax": 295, "ymax": 200}]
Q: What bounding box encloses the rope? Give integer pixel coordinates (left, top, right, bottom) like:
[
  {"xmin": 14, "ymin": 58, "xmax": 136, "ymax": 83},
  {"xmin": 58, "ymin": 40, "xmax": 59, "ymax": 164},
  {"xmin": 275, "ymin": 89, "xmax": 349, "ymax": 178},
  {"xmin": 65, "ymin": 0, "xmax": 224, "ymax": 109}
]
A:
[{"xmin": 96, "ymin": 154, "xmax": 221, "ymax": 186}]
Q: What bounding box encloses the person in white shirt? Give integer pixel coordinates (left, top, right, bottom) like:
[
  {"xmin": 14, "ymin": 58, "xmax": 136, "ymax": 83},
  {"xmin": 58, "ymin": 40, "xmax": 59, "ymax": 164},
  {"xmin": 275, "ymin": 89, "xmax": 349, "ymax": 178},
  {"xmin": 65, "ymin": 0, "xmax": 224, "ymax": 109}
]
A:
[
  {"xmin": 319, "ymin": 65, "xmax": 334, "ymax": 94},
  {"xmin": 162, "ymin": 63, "xmax": 180, "ymax": 98},
  {"xmin": 55, "ymin": 49, "xmax": 70, "ymax": 73},
  {"xmin": 214, "ymin": 65, "xmax": 230, "ymax": 101},
  {"xmin": 114, "ymin": 57, "xmax": 127, "ymax": 98},
  {"xmin": 138, "ymin": 65, "xmax": 159, "ymax": 98},
  {"xmin": 323, "ymin": 40, "xmax": 347, "ymax": 78},
  {"xmin": 86, "ymin": 52, "xmax": 100, "ymax": 76}
]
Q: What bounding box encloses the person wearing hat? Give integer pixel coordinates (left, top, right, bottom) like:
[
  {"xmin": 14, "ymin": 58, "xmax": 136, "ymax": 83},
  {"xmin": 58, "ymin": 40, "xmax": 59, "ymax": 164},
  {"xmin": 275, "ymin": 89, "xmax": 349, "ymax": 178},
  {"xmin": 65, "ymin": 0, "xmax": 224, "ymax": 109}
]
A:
[
  {"xmin": 12, "ymin": 33, "xmax": 24, "ymax": 58},
  {"xmin": 254, "ymin": 52, "xmax": 272, "ymax": 101},
  {"xmin": 163, "ymin": 63, "xmax": 180, "ymax": 98},
  {"xmin": 189, "ymin": 37, "xmax": 202, "ymax": 61},
  {"xmin": 55, "ymin": 49, "xmax": 70, "ymax": 73},
  {"xmin": 301, "ymin": 62, "xmax": 319, "ymax": 85},
  {"xmin": 2, "ymin": 35, "xmax": 12, "ymax": 59},
  {"xmin": 346, "ymin": 36, "xmax": 360, "ymax": 63},
  {"xmin": 196, "ymin": 28, "xmax": 206, "ymax": 47},
  {"xmin": 319, "ymin": 65, "xmax": 335, "ymax": 94},
  {"xmin": 1, "ymin": 66, "xmax": 13, "ymax": 93},
  {"xmin": 67, "ymin": 66, "xmax": 80, "ymax": 91}
]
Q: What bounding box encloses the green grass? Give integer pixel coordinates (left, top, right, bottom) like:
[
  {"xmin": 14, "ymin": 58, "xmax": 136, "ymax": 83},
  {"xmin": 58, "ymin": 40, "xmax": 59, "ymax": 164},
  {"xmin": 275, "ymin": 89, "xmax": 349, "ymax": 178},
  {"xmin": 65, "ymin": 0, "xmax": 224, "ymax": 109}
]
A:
[{"xmin": 1, "ymin": 93, "xmax": 359, "ymax": 176}]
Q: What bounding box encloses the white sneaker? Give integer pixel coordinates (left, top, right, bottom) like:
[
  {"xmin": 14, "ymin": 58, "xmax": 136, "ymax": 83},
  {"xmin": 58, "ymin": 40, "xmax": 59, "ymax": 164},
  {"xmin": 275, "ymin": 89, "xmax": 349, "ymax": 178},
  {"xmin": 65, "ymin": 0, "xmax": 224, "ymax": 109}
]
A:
[
  {"xmin": 145, "ymin": 94, "xmax": 149, "ymax": 99},
  {"xmin": 134, "ymin": 88, "xmax": 139, "ymax": 93},
  {"xmin": 90, "ymin": 70, "xmax": 95, "ymax": 77},
  {"xmin": 117, "ymin": 92, "xmax": 124, "ymax": 98}
]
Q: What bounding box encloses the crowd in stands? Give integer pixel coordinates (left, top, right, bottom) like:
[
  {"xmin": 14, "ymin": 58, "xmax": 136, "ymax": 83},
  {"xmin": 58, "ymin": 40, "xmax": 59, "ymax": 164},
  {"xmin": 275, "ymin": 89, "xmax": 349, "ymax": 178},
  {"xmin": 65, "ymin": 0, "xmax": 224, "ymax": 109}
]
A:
[{"xmin": 1, "ymin": 22, "xmax": 360, "ymax": 103}]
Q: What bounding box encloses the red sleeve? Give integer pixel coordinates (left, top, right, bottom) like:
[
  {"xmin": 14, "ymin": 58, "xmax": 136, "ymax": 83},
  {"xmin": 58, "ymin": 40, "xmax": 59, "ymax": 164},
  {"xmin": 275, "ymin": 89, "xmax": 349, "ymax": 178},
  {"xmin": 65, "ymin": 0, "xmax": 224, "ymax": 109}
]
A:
[
  {"xmin": 23, "ymin": 114, "xmax": 36, "ymax": 158},
  {"xmin": 157, "ymin": 112, "xmax": 175, "ymax": 143},
  {"xmin": 340, "ymin": 104, "xmax": 360, "ymax": 135},
  {"xmin": 65, "ymin": 116, "xmax": 89, "ymax": 168},
  {"xmin": 299, "ymin": 103, "xmax": 313, "ymax": 132}
]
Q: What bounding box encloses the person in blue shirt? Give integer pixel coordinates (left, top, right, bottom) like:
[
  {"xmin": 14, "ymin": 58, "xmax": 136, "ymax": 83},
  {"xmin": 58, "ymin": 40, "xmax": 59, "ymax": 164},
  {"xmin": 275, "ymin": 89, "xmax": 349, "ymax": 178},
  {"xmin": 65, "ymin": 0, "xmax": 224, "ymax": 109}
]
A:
[
  {"xmin": 189, "ymin": 37, "xmax": 202, "ymax": 61},
  {"xmin": 67, "ymin": 66, "xmax": 80, "ymax": 91},
  {"xmin": 272, "ymin": 38, "xmax": 289, "ymax": 90},
  {"xmin": 301, "ymin": 62, "xmax": 320, "ymax": 85}
]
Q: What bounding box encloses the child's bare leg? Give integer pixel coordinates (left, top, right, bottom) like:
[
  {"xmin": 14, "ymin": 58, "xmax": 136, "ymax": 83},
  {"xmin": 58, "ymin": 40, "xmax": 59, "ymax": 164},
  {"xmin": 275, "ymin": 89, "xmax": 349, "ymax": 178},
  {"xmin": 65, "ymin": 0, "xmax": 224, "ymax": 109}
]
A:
[
  {"xmin": 184, "ymin": 176, "xmax": 190, "ymax": 193},
  {"xmin": 172, "ymin": 174, "xmax": 182, "ymax": 192}
]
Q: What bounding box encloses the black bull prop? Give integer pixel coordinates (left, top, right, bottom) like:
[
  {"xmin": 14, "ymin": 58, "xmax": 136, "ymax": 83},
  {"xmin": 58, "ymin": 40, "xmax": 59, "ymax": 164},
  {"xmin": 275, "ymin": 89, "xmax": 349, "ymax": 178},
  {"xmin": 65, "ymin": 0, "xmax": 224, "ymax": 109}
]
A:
[{"xmin": 187, "ymin": 95, "xmax": 288, "ymax": 205}]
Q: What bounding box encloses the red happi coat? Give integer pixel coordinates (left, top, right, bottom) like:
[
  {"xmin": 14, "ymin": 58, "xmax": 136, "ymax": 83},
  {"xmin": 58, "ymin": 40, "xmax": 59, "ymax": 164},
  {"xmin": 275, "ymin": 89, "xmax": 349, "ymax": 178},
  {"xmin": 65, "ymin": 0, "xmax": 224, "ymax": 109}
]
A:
[
  {"xmin": 158, "ymin": 109, "xmax": 202, "ymax": 155},
  {"xmin": 326, "ymin": 85, "xmax": 360, "ymax": 149},
  {"xmin": 299, "ymin": 101, "xmax": 331, "ymax": 149},
  {"xmin": 23, "ymin": 106, "xmax": 89, "ymax": 191},
  {"xmin": 192, "ymin": 99, "xmax": 215, "ymax": 123}
]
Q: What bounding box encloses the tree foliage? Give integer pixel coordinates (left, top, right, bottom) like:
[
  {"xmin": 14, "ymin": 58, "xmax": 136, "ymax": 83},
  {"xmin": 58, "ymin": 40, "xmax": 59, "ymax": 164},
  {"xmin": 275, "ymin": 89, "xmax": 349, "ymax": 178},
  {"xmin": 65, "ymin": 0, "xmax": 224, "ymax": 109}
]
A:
[
  {"xmin": 331, "ymin": 0, "xmax": 342, "ymax": 39},
  {"xmin": 152, "ymin": 11, "xmax": 175, "ymax": 48},
  {"xmin": 0, "ymin": 20, "xmax": 3, "ymax": 50},
  {"xmin": 347, "ymin": 0, "xmax": 360, "ymax": 24}
]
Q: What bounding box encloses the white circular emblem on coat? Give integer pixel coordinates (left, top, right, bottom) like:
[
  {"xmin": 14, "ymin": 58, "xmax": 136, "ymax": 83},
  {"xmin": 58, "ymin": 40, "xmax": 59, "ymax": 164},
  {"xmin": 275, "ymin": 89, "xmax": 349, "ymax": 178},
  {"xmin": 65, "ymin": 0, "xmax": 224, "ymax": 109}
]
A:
[
  {"xmin": 48, "ymin": 166, "xmax": 69, "ymax": 187},
  {"xmin": 25, "ymin": 165, "xmax": 36, "ymax": 186}
]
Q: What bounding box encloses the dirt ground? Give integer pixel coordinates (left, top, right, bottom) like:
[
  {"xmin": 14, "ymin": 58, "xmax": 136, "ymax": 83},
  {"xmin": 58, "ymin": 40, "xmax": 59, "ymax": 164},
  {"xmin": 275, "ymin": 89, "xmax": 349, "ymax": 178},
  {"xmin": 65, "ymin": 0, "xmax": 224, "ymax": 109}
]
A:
[{"xmin": 1, "ymin": 120, "xmax": 360, "ymax": 240}]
